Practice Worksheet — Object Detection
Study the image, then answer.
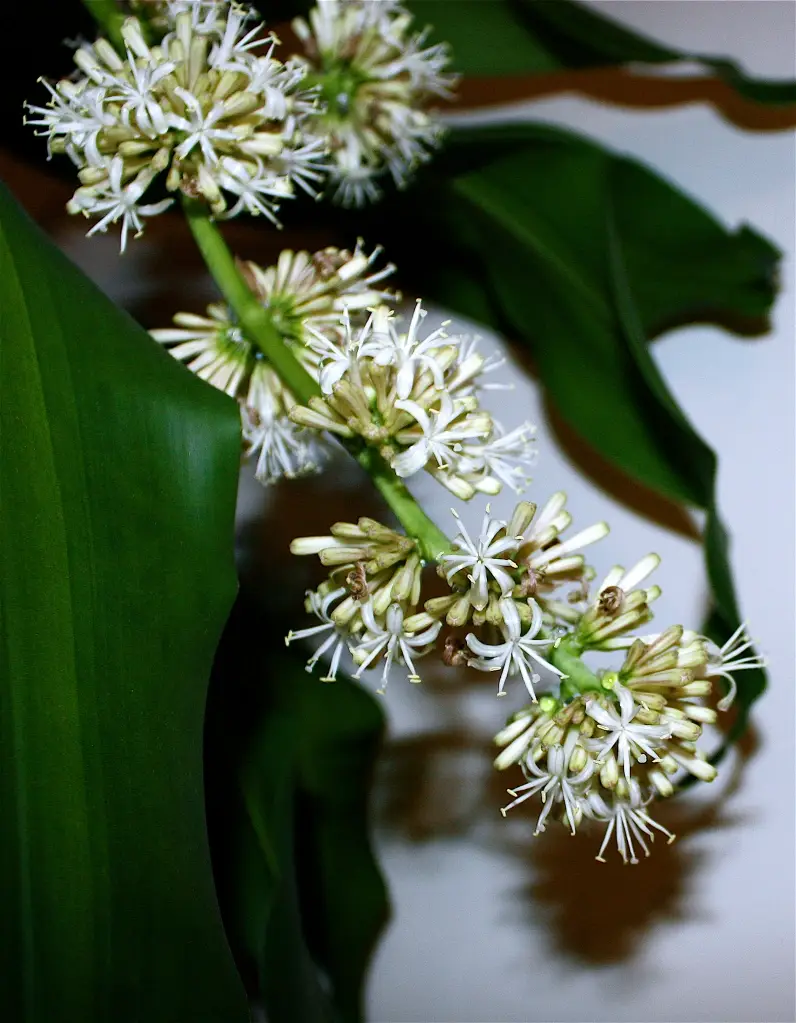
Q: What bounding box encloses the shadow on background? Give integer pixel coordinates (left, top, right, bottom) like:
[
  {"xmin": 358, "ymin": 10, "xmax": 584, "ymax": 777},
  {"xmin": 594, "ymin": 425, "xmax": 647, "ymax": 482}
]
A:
[{"xmin": 454, "ymin": 66, "xmax": 796, "ymax": 132}]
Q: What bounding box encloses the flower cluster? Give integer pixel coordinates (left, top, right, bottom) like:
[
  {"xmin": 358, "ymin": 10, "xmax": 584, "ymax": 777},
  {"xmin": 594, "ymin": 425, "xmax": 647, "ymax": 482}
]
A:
[
  {"xmin": 288, "ymin": 496, "xmax": 606, "ymax": 694},
  {"xmin": 492, "ymin": 589, "xmax": 765, "ymax": 865},
  {"xmin": 292, "ymin": 0, "xmax": 457, "ymax": 205},
  {"xmin": 25, "ymin": 1, "xmax": 323, "ymax": 248},
  {"xmin": 152, "ymin": 236, "xmax": 533, "ymax": 491},
  {"xmin": 291, "ymin": 301, "xmax": 536, "ymax": 498},
  {"xmin": 151, "ymin": 241, "xmax": 394, "ymax": 483},
  {"xmin": 288, "ymin": 497, "xmax": 764, "ymax": 863},
  {"xmin": 288, "ymin": 518, "xmax": 439, "ymax": 693}
]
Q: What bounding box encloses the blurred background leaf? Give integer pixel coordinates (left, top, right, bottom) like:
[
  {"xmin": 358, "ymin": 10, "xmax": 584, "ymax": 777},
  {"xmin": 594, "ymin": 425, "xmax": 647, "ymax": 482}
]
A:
[
  {"xmin": 207, "ymin": 590, "xmax": 389, "ymax": 1023},
  {"xmin": 0, "ymin": 183, "xmax": 249, "ymax": 1021}
]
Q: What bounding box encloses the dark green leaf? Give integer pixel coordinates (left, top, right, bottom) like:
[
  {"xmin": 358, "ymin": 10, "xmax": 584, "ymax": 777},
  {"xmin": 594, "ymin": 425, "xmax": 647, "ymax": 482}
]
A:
[
  {"xmin": 407, "ymin": 0, "xmax": 796, "ymax": 105},
  {"xmin": 207, "ymin": 594, "xmax": 388, "ymax": 1023},
  {"xmin": 0, "ymin": 184, "xmax": 249, "ymax": 1020},
  {"xmin": 294, "ymin": 675, "xmax": 389, "ymax": 1023},
  {"xmin": 205, "ymin": 597, "xmax": 333, "ymax": 1023}
]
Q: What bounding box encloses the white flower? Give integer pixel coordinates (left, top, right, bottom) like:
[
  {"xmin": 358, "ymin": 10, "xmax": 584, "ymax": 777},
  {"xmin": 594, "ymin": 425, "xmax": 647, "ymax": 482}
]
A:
[
  {"xmin": 440, "ymin": 506, "xmax": 518, "ymax": 610},
  {"xmin": 305, "ymin": 308, "xmax": 362, "ymax": 394},
  {"xmin": 292, "ymin": 0, "xmax": 456, "ymax": 204},
  {"xmin": 446, "ymin": 335, "xmax": 509, "ymax": 396},
  {"xmin": 704, "ymin": 622, "xmax": 766, "ymax": 711},
  {"xmin": 351, "ymin": 601, "xmax": 442, "ymax": 693},
  {"xmin": 286, "ymin": 587, "xmax": 349, "ymax": 682},
  {"xmin": 359, "ymin": 300, "xmax": 454, "ymax": 399},
  {"xmin": 392, "ymin": 393, "xmax": 492, "ymax": 478},
  {"xmin": 585, "ymin": 779, "xmax": 676, "ymax": 864},
  {"xmin": 584, "ymin": 683, "xmax": 672, "ymax": 782},
  {"xmin": 215, "ymin": 156, "xmax": 290, "ymax": 223},
  {"xmin": 272, "ymin": 136, "xmax": 328, "ymax": 198},
  {"xmin": 170, "ymin": 87, "xmax": 246, "ymax": 163},
  {"xmin": 457, "ymin": 421, "xmax": 536, "ymax": 494},
  {"xmin": 241, "ymin": 397, "xmax": 327, "ymax": 485},
  {"xmin": 67, "ymin": 156, "xmax": 173, "ymax": 252},
  {"xmin": 465, "ymin": 597, "xmax": 567, "ymax": 700},
  {"xmin": 26, "ymin": 1, "xmax": 323, "ymax": 244},
  {"xmin": 501, "ymin": 730, "xmax": 594, "ymax": 834}
]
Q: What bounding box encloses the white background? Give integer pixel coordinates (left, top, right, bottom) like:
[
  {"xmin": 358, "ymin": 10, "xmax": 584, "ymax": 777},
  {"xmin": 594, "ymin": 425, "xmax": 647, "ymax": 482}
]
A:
[{"xmin": 363, "ymin": 3, "xmax": 796, "ymax": 1022}]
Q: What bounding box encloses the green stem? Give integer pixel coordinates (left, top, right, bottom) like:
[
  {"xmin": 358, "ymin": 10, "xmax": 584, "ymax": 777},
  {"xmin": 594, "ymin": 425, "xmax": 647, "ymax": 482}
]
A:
[
  {"xmin": 182, "ymin": 199, "xmax": 453, "ymax": 562},
  {"xmin": 81, "ymin": 0, "xmax": 127, "ymax": 51},
  {"xmin": 547, "ymin": 635, "xmax": 603, "ymax": 696},
  {"xmin": 355, "ymin": 446, "xmax": 452, "ymax": 561},
  {"xmin": 183, "ymin": 199, "xmax": 320, "ymax": 404}
]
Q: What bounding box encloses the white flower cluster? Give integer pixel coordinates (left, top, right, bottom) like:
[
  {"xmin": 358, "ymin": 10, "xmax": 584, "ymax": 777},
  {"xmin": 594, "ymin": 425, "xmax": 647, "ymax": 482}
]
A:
[
  {"xmin": 492, "ymin": 580, "xmax": 765, "ymax": 865},
  {"xmin": 288, "ymin": 498, "xmax": 764, "ymax": 863},
  {"xmin": 287, "ymin": 519, "xmax": 439, "ymax": 694},
  {"xmin": 25, "ymin": 0, "xmax": 324, "ymax": 249},
  {"xmin": 288, "ymin": 496, "xmax": 605, "ymax": 693},
  {"xmin": 292, "ymin": 0, "xmax": 457, "ymax": 205},
  {"xmin": 291, "ymin": 301, "xmax": 536, "ymax": 498},
  {"xmin": 151, "ymin": 241, "xmax": 394, "ymax": 484}
]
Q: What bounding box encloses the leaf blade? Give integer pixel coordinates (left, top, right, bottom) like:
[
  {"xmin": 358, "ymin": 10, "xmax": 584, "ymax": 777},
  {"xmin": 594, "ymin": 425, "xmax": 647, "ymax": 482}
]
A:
[{"xmin": 0, "ymin": 183, "xmax": 249, "ymax": 1022}]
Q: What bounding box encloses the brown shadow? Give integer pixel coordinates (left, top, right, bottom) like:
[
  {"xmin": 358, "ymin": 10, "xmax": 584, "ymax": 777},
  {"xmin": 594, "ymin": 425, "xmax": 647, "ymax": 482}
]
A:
[
  {"xmin": 454, "ymin": 67, "xmax": 796, "ymax": 133},
  {"xmin": 542, "ymin": 392, "xmax": 702, "ymax": 541},
  {"xmin": 503, "ymin": 786, "xmax": 747, "ymax": 965}
]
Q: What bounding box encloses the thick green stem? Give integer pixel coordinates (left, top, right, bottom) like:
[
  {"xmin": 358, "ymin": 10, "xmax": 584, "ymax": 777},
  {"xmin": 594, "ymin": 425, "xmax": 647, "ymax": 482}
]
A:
[
  {"xmin": 547, "ymin": 635, "xmax": 603, "ymax": 696},
  {"xmin": 81, "ymin": 0, "xmax": 127, "ymax": 51},
  {"xmin": 182, "ymin": 200, "xmax": 453, "ymax": 561},
  {"xmin": 355, "ymin": 447, "xmax": 452, "ymax": 561}
]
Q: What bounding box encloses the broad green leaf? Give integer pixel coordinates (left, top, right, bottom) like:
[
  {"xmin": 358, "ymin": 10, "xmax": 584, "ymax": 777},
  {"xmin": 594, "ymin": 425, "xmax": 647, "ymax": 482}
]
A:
[
  {"xmin": 293, "ymin": 674, "xmax": 389, "ymax": 1023},
  {"xmin": 407, "ymin": 0, "xmax": 796, "ymax": 105},
  {"xmin": 361, "ymin": 123, "xmax": 769, "ymax": 730},
  {"xmin": 605, "ymin": 207, "xmax": 765, "ymax": 737},
  {"xmin": 205, "ymin": 596, "xmax": 333, "ymax": 1023},
  {"xmin": 0, "ymin": 183, "xmax": 249, "ymax": 1022},
  {"xmin": 207, "ymin": 593, "xmax": 388, "ymax": 1023}
]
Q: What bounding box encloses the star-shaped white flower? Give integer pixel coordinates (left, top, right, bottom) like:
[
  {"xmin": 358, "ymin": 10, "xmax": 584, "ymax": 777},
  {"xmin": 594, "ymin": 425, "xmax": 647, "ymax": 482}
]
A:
[
  {"xmin": 465, "ymin": 597, "xmax": 567, "ymax": 700},
  {"xmin": 584, "ymin": 778, "xmax": 675, "ymax": 864},
  {"xmin": 392, "ymin": 393, "xmax": 491, "ymax": 478},
  {"xmin": 170, "ymin": 87, "xmax": 244, "ymax": 163},
  {"xmin": 73, "ymin": 156, "xmax": 173, "ymax": 252},
  {"xmin": 501, "ymin": 730, "xmax": 594, "ymax": 835},
  {"xmin": 440, "ymin": 506, "xmax": 518, "ymax": 610},
  {"xmin": 704, "ymin": 621, "xmax": 766, "ymax": 711},
  {"xmin": 241, "ymin": 399, "xmax": 326, "ymax": 485},
  {"xmin": 584, "ymin": 683, "xmax": 671, "ymax": 781},
  {"xmin": 216, "ymin": 156, "xmax": 289, "ymax": 222},
  {"xmin": 305, "ymin": 308, "xmax": 361, "ymax": 394},
  {"xmin": 458, "ymin": 420, "xmax": 536, "ymax": 494},
  {"xmin": 285, "ymin": 587, "xmax": 350, "ymax": 682},
  {"xmin": 351, "ymin": 601, "xmax": 441, "ymax": 694},
  {"xmin": 358, "ymin": 300, "xmax": 455, "ymax": 399}
]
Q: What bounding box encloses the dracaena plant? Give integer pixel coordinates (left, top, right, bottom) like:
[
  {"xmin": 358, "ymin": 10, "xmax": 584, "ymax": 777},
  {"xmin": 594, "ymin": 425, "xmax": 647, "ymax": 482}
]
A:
[{"xmin": 7, "ymin": 0, "xmax": 785, "ymax": 1019}]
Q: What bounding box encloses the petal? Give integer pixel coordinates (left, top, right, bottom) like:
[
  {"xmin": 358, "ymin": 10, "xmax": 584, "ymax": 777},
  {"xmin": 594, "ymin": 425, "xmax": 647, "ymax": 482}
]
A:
[
  {"xmin": 392, "ymin": 439, "xmax": 429, "ymax": 478},
  {"xmin": 498, "ymin": 596, "xmax": 521, "ymax": 639}
]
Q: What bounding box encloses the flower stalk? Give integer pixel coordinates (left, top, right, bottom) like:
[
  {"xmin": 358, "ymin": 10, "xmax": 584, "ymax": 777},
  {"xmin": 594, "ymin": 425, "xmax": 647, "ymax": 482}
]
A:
[{"xmin": 182, "ymin": 198, "xmax": 452, "ymax": 562}]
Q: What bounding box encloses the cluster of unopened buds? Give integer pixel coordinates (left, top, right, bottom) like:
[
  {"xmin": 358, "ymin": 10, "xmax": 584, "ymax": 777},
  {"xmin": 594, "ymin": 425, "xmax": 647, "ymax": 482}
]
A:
[
  {"xmin": 26, "ymin": 0, "xmax": 766, "ymax": 867},
  {"xmin": 24, "ymin": 0, "xmax": 454, "ymax": 248}
]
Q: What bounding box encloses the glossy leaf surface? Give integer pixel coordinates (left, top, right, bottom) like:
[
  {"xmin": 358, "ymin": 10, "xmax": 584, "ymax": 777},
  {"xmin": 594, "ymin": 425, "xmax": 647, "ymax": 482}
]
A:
[{"xmin": 0, "ymin": 183, "xmax": 248, "ymax": 1022}]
